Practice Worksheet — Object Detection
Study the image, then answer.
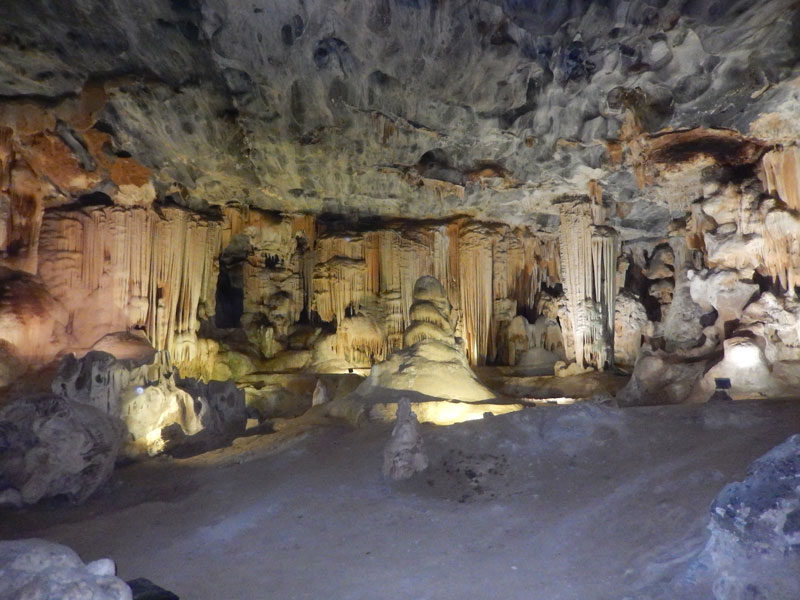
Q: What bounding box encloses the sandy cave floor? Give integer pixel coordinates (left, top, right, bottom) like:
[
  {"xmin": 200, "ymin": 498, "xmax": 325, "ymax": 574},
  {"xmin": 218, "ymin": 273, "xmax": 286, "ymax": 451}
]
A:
[{"xmin": 2, "ymin": 399, "xmax": 800, "ymax": 600}]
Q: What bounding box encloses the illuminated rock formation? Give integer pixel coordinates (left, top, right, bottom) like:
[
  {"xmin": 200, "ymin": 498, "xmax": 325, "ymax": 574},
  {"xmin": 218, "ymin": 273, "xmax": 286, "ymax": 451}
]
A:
[
  {"xmin": 52, "ymin": 350, "xmax": 245, "ymax": 457},
  {"xmin": 382, "ymin": 398, "xmax": 428, "ymax": 481},
  {"xmin": 345, "ymin": 276, "xmax": 496, "ymax": 418}
]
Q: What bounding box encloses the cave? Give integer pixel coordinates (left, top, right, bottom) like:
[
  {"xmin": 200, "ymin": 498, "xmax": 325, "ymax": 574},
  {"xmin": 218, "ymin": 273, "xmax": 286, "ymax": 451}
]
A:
[{"xmin": 1, "ymin": 1, "xmax": 800, "ymax": 599}]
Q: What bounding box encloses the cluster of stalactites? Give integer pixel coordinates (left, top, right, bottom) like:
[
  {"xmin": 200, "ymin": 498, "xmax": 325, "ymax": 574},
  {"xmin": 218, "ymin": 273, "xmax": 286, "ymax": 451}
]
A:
[
  {"xmin": 38, "ymin": 205, "xmax": 221, "ymax": 363},
  {"xmin": 558, "ymin": 200, "xmax": 618, "ymax": 369},
  {"xmin": 300, "ymin": 219, "xmax": 558, "ymax": 365}
]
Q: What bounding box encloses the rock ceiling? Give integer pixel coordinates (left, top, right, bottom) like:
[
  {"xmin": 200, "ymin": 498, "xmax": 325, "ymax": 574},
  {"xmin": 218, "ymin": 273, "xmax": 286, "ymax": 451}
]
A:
[{"xmin": 2, "ymin": 0, "xmax": 799, "ymax": 235}]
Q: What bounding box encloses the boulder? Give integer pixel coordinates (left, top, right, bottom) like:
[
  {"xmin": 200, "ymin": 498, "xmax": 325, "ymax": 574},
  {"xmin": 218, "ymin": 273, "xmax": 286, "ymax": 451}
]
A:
[
  {"xmin": 0, "ymin": 395, "xmax": 122, "ymax": 505},
  {"xmin": 0, "ymin": 538, "xmax": 131, "ymax": 600},
  {"xmin": 704, "ymin": 434, "xmax": 800, "ymax": 600},
  {"xmin": 616, "ymin": 350, "xmax": 707, "ymax": 406}
]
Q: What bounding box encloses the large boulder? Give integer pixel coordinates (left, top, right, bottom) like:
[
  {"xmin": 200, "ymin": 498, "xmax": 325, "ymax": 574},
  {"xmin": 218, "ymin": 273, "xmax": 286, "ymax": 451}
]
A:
[
  {"xmin": 616, "ymin": 350, "xmax": 707, "ymax": 406},
  {"xmin": 703, "ymin": 434, "xmax": 800, "ymax": 600},
  {"xmin": 0, "ymin": 395, "xmax": 122, "ymax": 505},
  {"xmin": 0, "ymin": 538, "xmax": 131, "ymax": 600}
]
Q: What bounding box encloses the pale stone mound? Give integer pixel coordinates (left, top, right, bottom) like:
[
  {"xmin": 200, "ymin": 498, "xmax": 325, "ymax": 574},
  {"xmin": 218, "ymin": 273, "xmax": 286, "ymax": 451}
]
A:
[
  {"xmin": 335, "ymin": 276, "xmax": 496, "ymax": 423},
  {"xmin": 357, "ymin": 339, "xmax": 496, "ymax": 402},
  {"xmin": 0, "ymin": 538, "xmax": 131, "ymax": 600},
  {"xmin": 0, "ymin": 395, "xmax": 122, "ymax": 505},
  {"xmin": 356, "ymin": 275, "xmax": 493, "ymax": 402},
  {"xmin": 702, "ymin": 434, "xmax": 800, "ymax": 600},
  {"xmin": 382, "ymin": 399, "xmax": 428, "ymax": 481}
]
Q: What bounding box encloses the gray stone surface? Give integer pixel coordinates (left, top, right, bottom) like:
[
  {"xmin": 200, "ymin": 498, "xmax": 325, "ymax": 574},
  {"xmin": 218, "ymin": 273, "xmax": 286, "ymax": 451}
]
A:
[{"xmin": 0, "ymin": 538, "xmax": 131, "ymax": 600}]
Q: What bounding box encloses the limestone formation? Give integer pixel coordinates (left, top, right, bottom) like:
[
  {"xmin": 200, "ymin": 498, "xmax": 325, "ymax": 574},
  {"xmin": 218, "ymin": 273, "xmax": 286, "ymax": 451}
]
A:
[
  {"xmin": 312, "ymin": 379, "xmax": 328, "ymax": 407},
  {"xmin": 0, "ymin": 1, "xmax": 800, "ymax": 412},
  {"xmin": 382, "ymin": 399, "xmax": 428, "ymax": 481},
  {"xmin": 0, "ymin": 538, "xmax": 131, "ymax": 600},
  {"xmin": 558, "ymin": 200, "xmax": 618, "ymax": 370},
  {"xmin": 52, "ymin": 350, "xmax": 245, "ymax": 457},
  {"xmin": 351, "ymin": 276, "xmax": 495, "ymax": 405},
  {"xmin": 613, "ymin": 292, "xmax": 652, "ymax": 370},
  {"xmin": 0, "ymin": 395, "xmax": 122, "ymax": 505}
]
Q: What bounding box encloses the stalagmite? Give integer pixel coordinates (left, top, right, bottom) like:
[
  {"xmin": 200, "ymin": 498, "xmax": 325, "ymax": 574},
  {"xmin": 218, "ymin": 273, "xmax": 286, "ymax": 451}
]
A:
[{"xmin": 382, "ymin": 398, "xmax": 428, "ymax": 481}]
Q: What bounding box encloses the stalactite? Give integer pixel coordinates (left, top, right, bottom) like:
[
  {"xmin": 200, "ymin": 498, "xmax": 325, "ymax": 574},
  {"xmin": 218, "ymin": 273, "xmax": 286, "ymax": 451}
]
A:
[
  {"xmin": 762, "ymin": 146, "xmax": 800, "ymax": 211},
  {"xmin": 312, "ymin": 256, "xmax": 367, "ymax": 324},
  {"xmin": 38, "ymin": 205, "xmax": 221, "ymax": 365},
  {"xmin": 334, "ymin": 314, "xmax": 387, "ymax": 366},
  {"xmin": 458, "ymin": 223, "xmax": 494, "ymax": 365},
  {"xmin": 558, "ymin": 200, "xmax": 618, "ymax": 369}
]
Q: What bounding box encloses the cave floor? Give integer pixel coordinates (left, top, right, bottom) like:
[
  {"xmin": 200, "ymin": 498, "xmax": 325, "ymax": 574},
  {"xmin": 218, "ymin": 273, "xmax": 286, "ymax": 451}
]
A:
[{"xmin": 3, "ymin": 399, "xmax": 800, "ymax": 600}]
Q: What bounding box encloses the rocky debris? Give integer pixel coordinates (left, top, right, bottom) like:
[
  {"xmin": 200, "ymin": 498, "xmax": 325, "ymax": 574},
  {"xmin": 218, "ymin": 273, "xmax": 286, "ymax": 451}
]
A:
[
  {"xmin": 703, "ymin": 434, "xmax": 800, "ymax": 600},
  {"xmin": 425, "ymin": 449, "xmax": 511, "ymax": 504},
  {"xmin": 0, "ymin": 538, "xmax": 131, "ymax": 600},
  {"xmin": 0, "ymin": 395, "xmax": 122, "ymax": 505},
  {"xmin": 382, "ymin": 399, "xmax": 428, "ymax": 481}
]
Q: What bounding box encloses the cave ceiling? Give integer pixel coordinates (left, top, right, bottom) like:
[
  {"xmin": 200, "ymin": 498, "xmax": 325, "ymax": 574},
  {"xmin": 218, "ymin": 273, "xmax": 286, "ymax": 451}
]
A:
[{"xmin": 1, "ymin": 0, "xmax": 799, "ymax": 237}]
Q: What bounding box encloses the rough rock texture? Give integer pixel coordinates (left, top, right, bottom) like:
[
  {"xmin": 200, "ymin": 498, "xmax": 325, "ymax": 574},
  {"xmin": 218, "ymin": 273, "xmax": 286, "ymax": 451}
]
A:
[
  {"xmin": 382, "ymin": 399, "xmax": 428, "ymax": 481},
  {"xmin": 52, "ymin": 350, "xmax": 245, "ymax": 457},
  {"xmin": 0, "ymin": 538, "xmax": 131, "ymax": 600},
  {"xmin": 0, "ymin": 267, "xmax": 67, "ymax": 365},
  {"xmin": 1, "ymin": 0, "xmax": 798, "ymax": 224},
  {"xmin": 614, "ymin": 290, "xmax": 652, "ymax": 369},
  {"xmin": 0, "ymin": 395, "xmax": 122, "ymax": 505},
  {"xmin": 703, "ymin": 434, "xmax": 800, "ymax": 600}
]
